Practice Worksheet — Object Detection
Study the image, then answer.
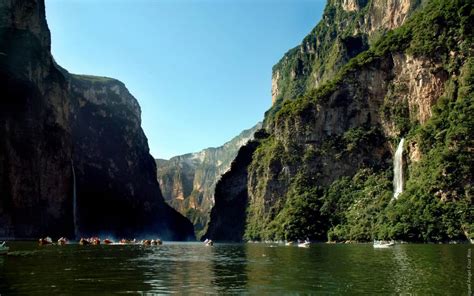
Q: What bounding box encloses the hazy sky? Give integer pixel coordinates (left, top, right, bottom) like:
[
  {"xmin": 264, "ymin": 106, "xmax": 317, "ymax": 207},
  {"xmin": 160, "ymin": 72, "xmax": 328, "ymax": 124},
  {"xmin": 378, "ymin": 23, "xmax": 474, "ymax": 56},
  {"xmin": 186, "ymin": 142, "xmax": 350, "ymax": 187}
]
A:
[{"xmin": 46, "ymin": 0, "xmax": 325, "ymax": 159}]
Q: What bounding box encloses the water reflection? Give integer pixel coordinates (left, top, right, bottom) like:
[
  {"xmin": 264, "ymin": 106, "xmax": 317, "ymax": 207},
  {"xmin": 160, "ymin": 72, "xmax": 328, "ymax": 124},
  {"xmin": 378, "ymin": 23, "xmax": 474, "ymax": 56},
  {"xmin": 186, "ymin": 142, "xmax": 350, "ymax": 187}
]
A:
[
  {"xmin": 210, "ymin": 244, "xmax": 248, "ymax": 293},
  {"xmin": 136, "ymin": 243, "xmax": 217, "ymax": 293},
  {"xmin": 0, "ymin": 242, "xmax": 469, "ymax": 294}
]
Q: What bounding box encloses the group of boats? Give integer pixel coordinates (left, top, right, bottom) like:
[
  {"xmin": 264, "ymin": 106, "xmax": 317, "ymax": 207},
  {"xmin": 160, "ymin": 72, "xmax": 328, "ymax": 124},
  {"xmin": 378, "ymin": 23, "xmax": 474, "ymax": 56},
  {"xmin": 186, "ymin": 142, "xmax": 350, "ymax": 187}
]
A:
[
  {"xmin": 39, "ymin": 237, "xmax": 70, "ymax": 245},
  {"xmin": 0, "ymin": 238, "xmax": 395, "ymax": 255},
  {"xmin": 37, "ymin": 236, "xmax": 163, "ymax": 246}
]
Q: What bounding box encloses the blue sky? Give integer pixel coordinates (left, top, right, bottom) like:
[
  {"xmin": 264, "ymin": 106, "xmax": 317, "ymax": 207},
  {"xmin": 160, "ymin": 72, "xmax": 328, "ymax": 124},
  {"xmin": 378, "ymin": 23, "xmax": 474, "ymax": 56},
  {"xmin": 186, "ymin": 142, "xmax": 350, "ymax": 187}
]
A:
[{"xmin": 46, "ymin": 0, "xmax": 325, "ymax": 159}]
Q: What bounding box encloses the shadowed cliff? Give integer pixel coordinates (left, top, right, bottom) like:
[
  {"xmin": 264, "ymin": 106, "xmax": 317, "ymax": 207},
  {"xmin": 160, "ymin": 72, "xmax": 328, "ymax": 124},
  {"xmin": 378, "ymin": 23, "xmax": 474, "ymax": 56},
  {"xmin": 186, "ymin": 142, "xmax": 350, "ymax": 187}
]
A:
[{"xmin": 0, "ymin": 0, "xmax": 194, "ymax": 240}]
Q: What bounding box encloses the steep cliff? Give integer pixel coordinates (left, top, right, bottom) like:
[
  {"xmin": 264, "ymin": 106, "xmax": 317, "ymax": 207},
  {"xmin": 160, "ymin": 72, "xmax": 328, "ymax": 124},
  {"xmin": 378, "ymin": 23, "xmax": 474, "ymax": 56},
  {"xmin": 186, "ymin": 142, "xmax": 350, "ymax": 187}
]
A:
[
  {"xmin": 203, "ymin": 138, "xmax": 264, "ymax": 242},
  {"xmin": 270, "ymin": 0, "xmax": 423, "ymax": 106},
  {"xmin": 207, "ymin": 0, "xmax": 473, "ymax": 242},
  {"xmin": 156, "ymin": 123, "xmax": 261, "ymax": 238},
  {"xmin": 0, "ymin": 0, "xmax": 73, "ymax": 237},
  {"xmin": 0, "ymin": 0, "xmax": 194, "ymax": 240}
]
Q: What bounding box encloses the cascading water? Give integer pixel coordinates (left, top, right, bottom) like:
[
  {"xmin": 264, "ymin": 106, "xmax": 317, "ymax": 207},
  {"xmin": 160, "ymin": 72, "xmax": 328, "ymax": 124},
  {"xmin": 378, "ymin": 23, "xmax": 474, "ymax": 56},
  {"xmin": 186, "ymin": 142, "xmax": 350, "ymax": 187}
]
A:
[
  {"xmin": 393, "ymin": 138, "xmax": 404, "ymax": 200},
  {"xmin": 71, "ymin": 159, "xmax": 79, "ymax": 239}
]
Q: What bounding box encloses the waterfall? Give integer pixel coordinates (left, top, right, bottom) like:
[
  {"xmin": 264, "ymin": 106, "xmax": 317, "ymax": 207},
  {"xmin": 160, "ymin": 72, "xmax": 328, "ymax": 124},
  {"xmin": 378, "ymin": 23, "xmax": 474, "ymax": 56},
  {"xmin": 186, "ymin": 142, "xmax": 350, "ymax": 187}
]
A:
[
  {"xmin": 71, "ymin": 159, "xmax": 79, "ymax": 239},
  {"xmin": 393, "ymin": 138, "xmax": 404, "ymax": 200}
]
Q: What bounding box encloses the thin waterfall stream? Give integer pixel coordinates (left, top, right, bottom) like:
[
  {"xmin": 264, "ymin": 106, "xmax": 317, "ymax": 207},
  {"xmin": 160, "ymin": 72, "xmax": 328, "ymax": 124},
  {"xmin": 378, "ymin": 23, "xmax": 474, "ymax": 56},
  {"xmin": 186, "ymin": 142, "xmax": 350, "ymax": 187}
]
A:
[{"xmin": 393, "ymin": 138, "xmax": 404, "ymax": 199}]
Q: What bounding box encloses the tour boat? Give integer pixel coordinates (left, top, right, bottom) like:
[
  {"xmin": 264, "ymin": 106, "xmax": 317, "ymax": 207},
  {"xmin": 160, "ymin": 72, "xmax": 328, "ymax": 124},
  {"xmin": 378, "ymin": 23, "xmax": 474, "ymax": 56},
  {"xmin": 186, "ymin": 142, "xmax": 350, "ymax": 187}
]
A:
[
  {"xmin": 373, "ymin": 240, "xmax": 395, "ymax": 248},
  {"xmin": 0, "ymin": 242, "xmax": 9, "ymax": 255}
]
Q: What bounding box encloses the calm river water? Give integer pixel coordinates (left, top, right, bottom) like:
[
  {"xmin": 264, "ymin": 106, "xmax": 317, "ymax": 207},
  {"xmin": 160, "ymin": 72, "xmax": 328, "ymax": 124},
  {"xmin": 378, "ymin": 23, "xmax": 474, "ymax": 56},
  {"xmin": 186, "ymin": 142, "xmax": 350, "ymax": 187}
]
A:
[{"xmin": 0, "ymin": 242, "xmax": 470, "ymax": 294}]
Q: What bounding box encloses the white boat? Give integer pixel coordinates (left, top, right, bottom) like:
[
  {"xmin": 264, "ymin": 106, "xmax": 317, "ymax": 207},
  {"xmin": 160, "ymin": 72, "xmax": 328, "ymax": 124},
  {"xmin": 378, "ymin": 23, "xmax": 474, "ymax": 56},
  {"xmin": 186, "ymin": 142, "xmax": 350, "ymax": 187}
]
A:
[
  {"xmin": 373, "ymin": 240, "xmax": 395, "ymax": 248},
  {"xmin": 204, "ymin": 239, "xmax": 214, "ymax": 246},
  {"xmin": 298, "ymin": 240, "xmax": 310, "ymax": 248},
  {"xmin": 285, "ymin": 241, "xmax": 295, "ymax": 246},
  {"xmin": 0, "ymin": 242, "xmax": 9, "ymax": 255}
]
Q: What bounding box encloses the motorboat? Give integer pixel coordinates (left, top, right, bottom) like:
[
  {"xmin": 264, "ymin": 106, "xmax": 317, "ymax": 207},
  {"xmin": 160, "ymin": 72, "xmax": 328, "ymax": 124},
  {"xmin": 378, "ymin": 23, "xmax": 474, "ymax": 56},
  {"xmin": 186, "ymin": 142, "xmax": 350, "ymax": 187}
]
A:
[
  {"xmin": 151, "ymin": 239, "xmax": 162, "ymax": 245},
  {"xmin": 120, "ymin": 239, "xmax": 130, "ymax": 245},
  {"xmin": 0, "ymin": 242, "xmax": 9, "ymax": 255},
  {"xmin": 39, "ymin": 237, "xmax": 53, "ymax": 245},
  {"xmin": 57, "ymin": 237, "xmax": 68, "ymax": 245},
  {"xmin": 204, "ymin": 239, "xmax": 214, "ymax": 246},
  {"xmin": 79, "ymin": 238, "xmax": 91, "ymax": 245},
  {"xmin": 285, "ymin": 241, "xmax": 295, "ymax": 246},
  {"xmin": 373, "ymin": 240, "xmax": 395, "ymax": 248},
  {"xmin": 298, "ymin": 240, "xmax": 310, "ymax": 248},
  {"xmin": 103, "ymin": 238, "xmax": 113, "ymax": 245}
]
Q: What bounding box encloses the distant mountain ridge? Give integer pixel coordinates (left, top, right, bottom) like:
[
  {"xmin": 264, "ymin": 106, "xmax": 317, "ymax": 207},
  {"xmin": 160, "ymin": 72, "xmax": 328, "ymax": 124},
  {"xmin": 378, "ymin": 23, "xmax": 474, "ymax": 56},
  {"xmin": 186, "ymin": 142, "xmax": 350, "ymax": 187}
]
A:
[{"xmin": 156, "ymin": 123, "xmax": 262, "ymax": 238}]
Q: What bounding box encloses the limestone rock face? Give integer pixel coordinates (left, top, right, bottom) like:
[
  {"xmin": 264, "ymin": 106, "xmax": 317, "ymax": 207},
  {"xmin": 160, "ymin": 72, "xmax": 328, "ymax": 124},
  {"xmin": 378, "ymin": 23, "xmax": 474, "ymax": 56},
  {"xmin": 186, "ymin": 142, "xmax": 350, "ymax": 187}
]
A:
[
  {"xmin": 203, "ymin": 140, "xmax": 261, "ymax": 242},
  {"xmin": 0, "ymin": 0, "xmax": 194, "ymax": 240},
  {"xmin": 0, "ymin": 0, "xmax": 72, "ymax": 238},
  {"xmin": 270, "ymin": 0, "xmax": 423, "ymax": 107},
  {"xmin": 366, "ymin": 0, "xmax": 412, "ymax": 33},
  {"xmin": 156, "ymin": 123, "xmax": 261, "ymax": 238}
]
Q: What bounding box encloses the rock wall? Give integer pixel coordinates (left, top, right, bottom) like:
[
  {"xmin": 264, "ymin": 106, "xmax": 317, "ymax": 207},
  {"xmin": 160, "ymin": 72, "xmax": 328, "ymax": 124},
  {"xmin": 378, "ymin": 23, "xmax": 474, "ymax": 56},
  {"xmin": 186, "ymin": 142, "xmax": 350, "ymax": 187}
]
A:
[
  {"xmin": 0, "ymin": 0, "xmax": 73, "ymax": 238},
  {"xmin": 270, "ymin": 0, "xmax": 424, "ymax": 107},
  {"xmin": 203, "ymin": 140, "xmax": 262, "ymax": 242},
  {"xmin": 0, "ymin": 0, "xmax": 194, "ymax": 240},
  {"xmin": 156, "ymin": 123, "xmax": 261, "ymax": 238}
]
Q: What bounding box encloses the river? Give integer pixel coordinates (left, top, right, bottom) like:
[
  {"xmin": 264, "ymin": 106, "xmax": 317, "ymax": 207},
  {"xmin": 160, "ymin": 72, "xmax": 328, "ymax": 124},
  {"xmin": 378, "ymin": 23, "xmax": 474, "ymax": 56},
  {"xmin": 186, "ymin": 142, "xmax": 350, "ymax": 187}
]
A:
[{"xmin": 0, "ymin": 242, "xmax": 470, "ymax": 294}]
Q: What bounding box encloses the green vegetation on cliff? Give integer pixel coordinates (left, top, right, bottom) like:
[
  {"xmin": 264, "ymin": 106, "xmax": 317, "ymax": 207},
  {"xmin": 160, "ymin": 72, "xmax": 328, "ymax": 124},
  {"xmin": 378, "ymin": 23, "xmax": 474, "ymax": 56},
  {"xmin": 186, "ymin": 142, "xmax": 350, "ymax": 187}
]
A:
[{"xmin": 241, "ymin": 0, "xmax": 473, "ymax": 243}]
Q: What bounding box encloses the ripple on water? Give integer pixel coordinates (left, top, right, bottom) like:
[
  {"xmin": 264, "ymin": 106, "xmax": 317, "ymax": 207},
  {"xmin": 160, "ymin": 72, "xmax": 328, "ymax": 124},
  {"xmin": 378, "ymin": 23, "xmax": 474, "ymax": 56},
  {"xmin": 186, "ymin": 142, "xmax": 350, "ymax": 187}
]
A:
[{"xmin": 0, "ymin": 242, "xmax": 470, "ymax": 294}]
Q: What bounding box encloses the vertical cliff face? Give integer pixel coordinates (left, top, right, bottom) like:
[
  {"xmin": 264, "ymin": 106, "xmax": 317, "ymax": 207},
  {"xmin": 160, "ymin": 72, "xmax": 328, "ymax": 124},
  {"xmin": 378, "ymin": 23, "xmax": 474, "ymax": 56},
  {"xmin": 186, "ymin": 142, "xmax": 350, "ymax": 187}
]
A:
[
  {"xmin": 0, "ymin": 0, "xmax": 194, "ymax": 240},
  {"xmin": 156, "ymin": 123, "xmax": 261, "ymax": 238},
  {"xmin": 203, "ymin": 139, "xmax": 262, "ymax": 242},
  {"xmin": 208, "ymin": 0, "xmax": 473, "ymax": 242},
  {"xmin": 66, "ymin": 74, "xmax": 193, "ymax": 239},
  {"xmin": 270, "ymin": 0, "xmax": 423, "ymax": 106},
  {"xmin": 0, "ymin": 0, "xmax": 73, "ymax": 238}
]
